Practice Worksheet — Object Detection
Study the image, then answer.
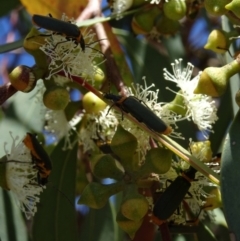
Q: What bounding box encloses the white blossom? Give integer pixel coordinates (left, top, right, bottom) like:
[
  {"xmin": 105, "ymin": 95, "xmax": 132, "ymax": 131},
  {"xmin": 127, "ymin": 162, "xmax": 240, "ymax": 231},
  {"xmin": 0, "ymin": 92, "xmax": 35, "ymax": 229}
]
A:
[
  {"xmin": 44, "ymin": 109, "xmax": 81, "ymax": 150},
  {"xmin": 78, "ymin": 108, "xmax": 118, "ymax": 153},
  {"xmin": 163, "ymin": 59, "xmax": 218, "ymax": 136},
  {"xmin": 39, "ymin": 14, "xmax": 103, "ymax": 81},
  {"xmin": 3, "ymin": 133, "xmax": 43, "ymax": 219}
]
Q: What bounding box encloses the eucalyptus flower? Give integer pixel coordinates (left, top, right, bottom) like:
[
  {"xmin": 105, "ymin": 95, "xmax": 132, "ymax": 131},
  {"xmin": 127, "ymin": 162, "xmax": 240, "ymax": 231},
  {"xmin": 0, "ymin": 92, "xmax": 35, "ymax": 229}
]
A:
[
  {"xmin": 163, "ymin": 59, "xmax": 218, "ymax": 135},
  {"xmin": 0, "ymin": 132, "xmax": 43, "ymax": 219},
  {"xmin": 158, "ymin": 140, "xmax": 219, "ymax": 224},
  {"xmin": 39, "ymin": 14, "xmax": 103, "ymax": 81},
  {"xmin": 44, "ymin": 109, "xmax": 81, "ymax": 150},
  {"xmin": 78, "ymin": 108, "xmax": 118, "ymax": 153}
]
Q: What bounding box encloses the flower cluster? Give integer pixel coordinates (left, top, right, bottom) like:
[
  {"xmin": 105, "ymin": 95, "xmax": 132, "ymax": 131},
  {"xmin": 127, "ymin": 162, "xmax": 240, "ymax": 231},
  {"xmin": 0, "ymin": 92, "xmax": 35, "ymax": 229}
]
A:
[
  {"xmin": 157, "ymin": 140, "xmax": 219, "ymax": 224},
  {"xmin": 39, "ymin": 14, "xmax": 103, "ymax": 82},
  {"xmin": 163, "ymin": 59, "xmax": 218, "ymax": 136},
  {"xmin": 1, "ymin": 133, "xmax": 44, "ymax": 219}
]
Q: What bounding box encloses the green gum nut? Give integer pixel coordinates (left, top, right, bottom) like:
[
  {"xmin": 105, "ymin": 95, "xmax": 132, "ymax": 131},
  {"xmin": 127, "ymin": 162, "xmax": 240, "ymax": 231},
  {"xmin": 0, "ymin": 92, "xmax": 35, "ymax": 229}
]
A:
[
  {"xmin": 43, "ymin": 86, "xmax": 70, "ymax": 110},
  {"xmin": 155, "ymin": 15, "xmax": 180, "ymax": 35},
  {"xmin": 225, "ymin": 0, "xmax": 240, "ymax": 18},
  {"xmin": 0, "ymin": 156, "xmax": 10, "ymax": 190},
  {"xmin": 203, "ymin": 187, "xmax": 222, "ymax": 210},
  {"xmin": 131, "ymin": 6, "xmax": 162, "ymax": 34},
  {"xmin": 235, "ymin": 89, "xmax": 240, "ymax": 107},
  {"xmin": 23, "ymin": 28, "xmax": 49, "ymax": 79},
  {"xmin": 116, "ymin": 211, "xmax": 143, "ymax": 240},
  {"xmin": 189, "ymin": 141, "xmax": 213, "ymax": 162},
  {"xmin": 78, "ymin": 182, "xmax": 124, "ymax": 209},
  {"xmin": 204, "ymin": 0, "xmax": 232, "ymax": 16},
  {"xmin": 82, "ymin": 66, "xmax": 105, "ymax": 89},
  {"xmin": 23, "ymin": 28, "xmax": 46, "ymax": 51},
  {"xmin": 121, "ymin": 183, "xmax": 149, "ymax": 221},
  {"xmin": 204, "ymin": 29, "xmax": 237, "ymax": 54},
  {"xmin": 93, "ymin": 66, "xmax": 105, "ymax": 88},
  {"xmin": 110, "ymin": 125, "xmax": 138, "ymax": 171},
  {"xmin": 163, "ymin": 0, "xmax": 187, "ymax": 21},
  {"xmin": 82, "ymin": 91, "xmax": 107, "ymax": 114},
  {"xmin": 9, "ymin": 65, "xmax": 36, "ymax": 93},
  {"xmin": 138, "ymin": 147, "xmax": 172, "ymax": 177},
  {"xmin": 194, "ymin": 59, "xmax": 240, "ymax": 97},
  {"xmin": 90, "ymin": 154, "xmax": 124, "ymax": 180},
  {"xmin": 164, "ymin": 91, "xmax": 187, "ymax": 116}
]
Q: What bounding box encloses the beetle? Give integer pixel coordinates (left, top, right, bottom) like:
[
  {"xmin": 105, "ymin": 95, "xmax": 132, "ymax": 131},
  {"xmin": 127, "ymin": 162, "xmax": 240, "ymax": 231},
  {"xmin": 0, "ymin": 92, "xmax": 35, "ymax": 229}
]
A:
[
  {"xmin": 152, "ymin": 166, "xmax": 197, "ymax": 225},
  {"xmin": 23, "ymin": 133, "xmax": 52, "ymax": 186},
  {"xmin": 32, "ymin": 14, "xmax": 85, "ymax": 51},
  {"xmin": 104, "ymin": 94, "xmax": 172, "ymax": 135}
]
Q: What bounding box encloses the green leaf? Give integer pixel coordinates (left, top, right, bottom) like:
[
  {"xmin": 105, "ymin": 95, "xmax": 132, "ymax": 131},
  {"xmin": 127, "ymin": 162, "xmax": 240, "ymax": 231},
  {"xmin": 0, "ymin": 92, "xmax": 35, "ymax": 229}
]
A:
[
  {"xmin": 110, "ymin": 125, "xmax": 138, "ymax": 171},
  {"xmin": 138, "ymin": 147, "xmax": 172, "ymax": 176},
  {"xmin": 0, "ymin": 0, "xmax": 20, "ymax": 17},
  {"xmin": 32, "ymin": 137, "xmax": 79, "ymax": 241},
  {"xmin": 78, "ymin": 182, "xmax": 124, "ymax": 209},
  {"xmin": 79, "ymin": 202, "xmax": 117, "ymax": 241},
  {"xmin": 221, "ymin": 109, "xmax": 240, "ymax": 241},
  {"xmin": 0, "ymin": 189, "xmax": 28, "ymax": 241},
  {"xmin": 90, "ymin": 154, "xmax": 124, "ymax": 180},
  {"xmin": 12, "ymin": 86, "xmax": 45, "ymax": 132},
  {"xmin": 0, "ymin": 39, "xmax": 23, "ymax": 54}
]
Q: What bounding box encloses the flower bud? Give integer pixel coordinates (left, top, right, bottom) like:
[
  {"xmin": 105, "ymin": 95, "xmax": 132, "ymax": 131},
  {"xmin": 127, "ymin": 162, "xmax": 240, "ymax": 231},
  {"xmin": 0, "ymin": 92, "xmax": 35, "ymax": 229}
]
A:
[
  {"xmin": 43, "ymin": 86, "xmax": 70, "ymax": 110},
  {"xmin": 9, "ymin": 66, "xmax": 36, "ymax": 93},
  {"xmin": 81, "ymin": 66, "xmax": 105, "ymax": 89},
  {"xmin": 121, "ymin": 184, "xmax": 149, "ymax": 221},
  {"xmin": 82, "ymin": 91, "xmax": 107, "ymax": 114},
  {"xmin": 164, "ymin": 91, "xmax": 187, "ymax": 116},
  {"xmin": 194, "ymin": 59, "xmax": 240, "ymax": 97},
  {"xmin": 204, "ymin": 29, "xmax": 237, "ymax": 54},
  {"xmin": 23, "ymin": 28, "xmax": 46, "ymax": 51},
  {"xmin": 131, "ymin": 6, "xmax": 161, "ymax": 34},
  {"xmin": 155, "ymin": 15, "xmax": 180, "ymax": 35},
  {"xmin": 116, "ymin": 211, "xmax": 143, "ymax": 240},
  {"xmin": 204, "ymin": 0, "xmax": 231, "ymax": 16},
  {"xmin": 93, "ymin": 66, "xmax": 105, "ymax": 88},
  {"xmin": 225, "ymin": 0, "xmax": 240, "ymax": 18},
  {"xmin": 163, "ymin": 0, "xmax": 187, "ymax": 21}
]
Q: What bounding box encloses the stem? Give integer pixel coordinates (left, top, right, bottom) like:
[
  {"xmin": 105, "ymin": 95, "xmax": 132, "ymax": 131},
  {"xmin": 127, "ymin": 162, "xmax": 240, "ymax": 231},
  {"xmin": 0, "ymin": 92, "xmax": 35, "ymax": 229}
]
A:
[
  {"xmin": 94, "ymin": 22, "xmax": 125, "ymax": 93},
  {"xmin": 159, "ymin": 223, "xmax": 172, "ymax": 241}
]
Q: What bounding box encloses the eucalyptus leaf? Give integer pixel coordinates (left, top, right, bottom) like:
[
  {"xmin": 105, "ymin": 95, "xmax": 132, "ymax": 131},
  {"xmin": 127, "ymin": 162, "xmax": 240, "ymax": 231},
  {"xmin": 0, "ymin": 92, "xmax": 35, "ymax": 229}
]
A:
[
  {"xmin": 79, "ymin": 182, "xmax": 124, "ymax": 209},
  {"xmin": 32, "ymin": 137, "xmax": 78, "ymax": 241},
  {"xmin": 0, "ymin": 39, "xmax": 24, "ymax": 54},
  {"xmin": 221, "ymin": 109, "xmax": 240, "ymax": 241},
  {"xmin": 138, "ymin": 147, "xmax": 172, "ymax": 176},
  {"xmin": 79, "ymin": 202, "xmax": 117, "ymax": 241},
  {"xmin": 110, "ymin": 125, "xmax": 138, "ymax": 171}
]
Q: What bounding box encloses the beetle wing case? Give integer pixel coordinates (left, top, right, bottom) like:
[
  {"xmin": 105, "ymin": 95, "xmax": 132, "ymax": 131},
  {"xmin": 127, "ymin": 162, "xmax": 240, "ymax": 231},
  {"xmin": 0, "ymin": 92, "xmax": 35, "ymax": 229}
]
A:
[{"xmin": 153, "ymin": 176, "xmax": 191, "ymax": 220}]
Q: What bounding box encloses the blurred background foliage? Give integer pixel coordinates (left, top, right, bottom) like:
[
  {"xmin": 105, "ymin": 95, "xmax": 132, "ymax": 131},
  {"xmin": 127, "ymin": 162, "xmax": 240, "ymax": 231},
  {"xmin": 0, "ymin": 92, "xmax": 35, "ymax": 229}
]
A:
[{"xmin": 0, "ymin": 0, "xmax": 239, "ymax": 241}]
